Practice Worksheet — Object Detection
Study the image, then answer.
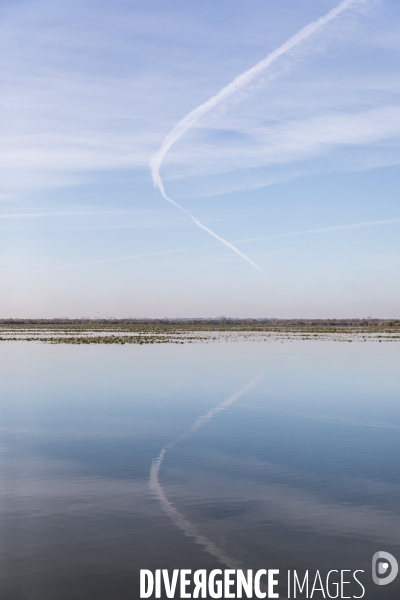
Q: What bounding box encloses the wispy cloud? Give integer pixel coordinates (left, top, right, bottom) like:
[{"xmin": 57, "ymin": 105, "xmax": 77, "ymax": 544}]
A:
[
  {"xmin": 0, "ymin": 210, "xmax": 141, "ymax": 220},
  {"xmin": 161, "ymin": 105, "xmax": 400, "ymax": 197},
  {"xmin": 2, "ymin": 0, "xmax": 399, "ymax": 198},
  {"xmin": 151, "ymin": 0, "xmax": 362, "ymax": 186},
  {"xmin": 1, "ymin": 1, "xmax": 400, "ymax": 316}
]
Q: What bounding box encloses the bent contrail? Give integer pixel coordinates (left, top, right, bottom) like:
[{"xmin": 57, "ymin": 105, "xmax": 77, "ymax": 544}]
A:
[
  {"xmin": 150, "ymin": 0, "xmax": 361, "ymax": 271},
  {"xmin": 149, "ymin": 377, "xmax": 261, "ymax": 568}
]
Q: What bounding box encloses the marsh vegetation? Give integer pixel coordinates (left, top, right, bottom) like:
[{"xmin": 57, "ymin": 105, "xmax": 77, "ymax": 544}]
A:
[{"xmin": 1, "ymin": 318, "xmax": 399, "ymax": 344}]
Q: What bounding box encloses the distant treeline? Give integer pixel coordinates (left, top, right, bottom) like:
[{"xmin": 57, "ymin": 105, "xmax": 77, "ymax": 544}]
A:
[{"xmin": 1, "ymin": 318, "xmax": 399, "ymax": 328}]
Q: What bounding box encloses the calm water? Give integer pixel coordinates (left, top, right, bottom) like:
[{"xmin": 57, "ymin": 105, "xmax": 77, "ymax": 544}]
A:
[{"xmin": 0, "ymin": 341, "xmax": 399, "ymax": 599}]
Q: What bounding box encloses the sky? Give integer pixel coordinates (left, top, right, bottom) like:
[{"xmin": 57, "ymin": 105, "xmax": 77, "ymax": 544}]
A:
[{"xmin": 1, "ymin": 0, "xmax": 399, "ymax": 318}]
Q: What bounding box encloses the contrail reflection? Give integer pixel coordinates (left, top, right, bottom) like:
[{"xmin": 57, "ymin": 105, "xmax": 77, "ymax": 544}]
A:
[{"xmin": 149, "ymin": 377, "xmax": 261, "ymax": 568}]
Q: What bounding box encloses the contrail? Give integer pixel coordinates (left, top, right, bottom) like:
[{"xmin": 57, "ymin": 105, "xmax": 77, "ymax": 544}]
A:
[
  {"xmin": 150, "ymin": 0, "xmax": 361, "ymax": 271},
  {"xmin": 149, "ymin": 377, "xmax": 261, "ymax": 568},
  {"xmin": 22, "ymin": 248, "xmax": 185, "ymax": 275},
  {"xmin": 150, "ymin": 188, "xmax": 263, "ymax": 272},
  {"xmin": 233, "ymin": 218, "xmax": 400, "ymax": 244}
]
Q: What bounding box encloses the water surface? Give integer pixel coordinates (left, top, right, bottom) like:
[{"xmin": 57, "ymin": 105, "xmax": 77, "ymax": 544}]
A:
[{"xmin": 0, "ymin": 341, "xmax": 399, "ymax": 599}]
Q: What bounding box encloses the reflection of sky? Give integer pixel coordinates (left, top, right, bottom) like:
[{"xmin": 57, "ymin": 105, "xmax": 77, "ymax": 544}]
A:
[{"xmin": 1, "ymin": 341, "xmax": 400, "ymax": 598}]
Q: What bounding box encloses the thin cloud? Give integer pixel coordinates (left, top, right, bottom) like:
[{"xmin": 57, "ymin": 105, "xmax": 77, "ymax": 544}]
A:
[
  {"xmin": 166, "ymin": 106, "xmax": 400, "ymax": 183},
  {"xmin": 151, "ymin": 0, "xmax": 362, "ymax": 184},
  {"xmin": 0, "ymin": 210, "xmax": 142, "ymax": 220}
]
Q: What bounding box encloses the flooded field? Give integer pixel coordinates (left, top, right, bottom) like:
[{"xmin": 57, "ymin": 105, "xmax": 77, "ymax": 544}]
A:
[
  {"xmin": 0, "ymin": 337, "xmax": 399, "ymax": 599},
  {"xmin": 1, "ymin": 319, "xmax": 400, "ymax": 344}
]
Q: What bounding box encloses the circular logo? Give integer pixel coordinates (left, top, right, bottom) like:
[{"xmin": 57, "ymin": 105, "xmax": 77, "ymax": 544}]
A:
[{"xmin": 372, "ymin": 552, "xmax": 398, "ymax": 586}]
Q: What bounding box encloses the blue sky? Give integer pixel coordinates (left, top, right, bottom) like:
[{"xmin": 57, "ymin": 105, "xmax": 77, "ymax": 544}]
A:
[{"xmin": 1, "ymin": 0, "xmax": 399, "ymax": 317}]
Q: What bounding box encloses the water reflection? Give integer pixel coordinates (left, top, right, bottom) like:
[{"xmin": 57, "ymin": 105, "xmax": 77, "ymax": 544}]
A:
[
  {"xmin": 149, "ymin": 378, "xmax": 261, "ymax": 570},
  {"xmin": 0, "ymin": 341, "xmax": 399, "ymax": 598}
]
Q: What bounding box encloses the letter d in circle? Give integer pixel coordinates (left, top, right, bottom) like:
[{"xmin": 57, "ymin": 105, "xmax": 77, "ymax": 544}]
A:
[{"xmin": 372, "ymin": 552, "xmax": 398, "ymax": 586}]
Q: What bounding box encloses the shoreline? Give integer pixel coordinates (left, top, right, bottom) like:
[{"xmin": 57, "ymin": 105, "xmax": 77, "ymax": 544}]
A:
[{"xmin": 1, "ymin": 320, "xmax": 400, "ymax": 344}]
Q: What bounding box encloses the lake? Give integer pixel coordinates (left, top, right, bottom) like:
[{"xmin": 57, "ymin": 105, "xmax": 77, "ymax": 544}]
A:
[{"xmin": 0, "ymin": 340, "xmax": 399, "ymax": 599}]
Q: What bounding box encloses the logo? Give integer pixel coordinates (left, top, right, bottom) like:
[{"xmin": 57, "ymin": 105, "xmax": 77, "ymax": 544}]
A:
[{"xmin": 372, "ymin": 552, "xmax": 398, "ymax": 586}]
